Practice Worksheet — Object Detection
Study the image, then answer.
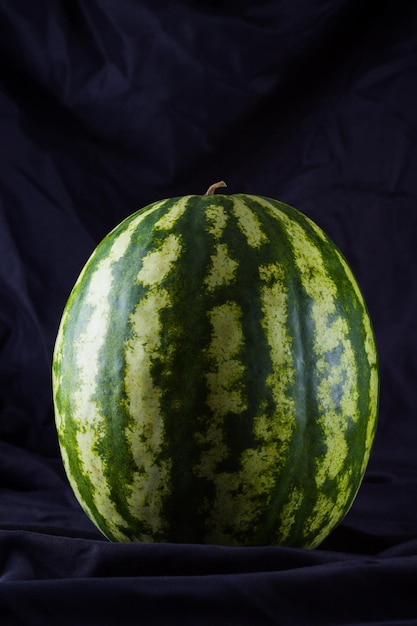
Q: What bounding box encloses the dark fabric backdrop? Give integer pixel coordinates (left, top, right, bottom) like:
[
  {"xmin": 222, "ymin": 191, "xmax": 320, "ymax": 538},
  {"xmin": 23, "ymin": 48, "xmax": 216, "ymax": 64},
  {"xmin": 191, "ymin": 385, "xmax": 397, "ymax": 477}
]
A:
[{"xmin": 1, "ymin": 1, "xmax": 417, "ymax": 624}]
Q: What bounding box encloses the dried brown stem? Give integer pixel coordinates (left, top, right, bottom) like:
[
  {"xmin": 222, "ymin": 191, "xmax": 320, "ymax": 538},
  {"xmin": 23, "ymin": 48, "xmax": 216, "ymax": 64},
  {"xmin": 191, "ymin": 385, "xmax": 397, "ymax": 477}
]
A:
[{"xmin": 204, "ymin": 181, "xmax": 227, "ymax": 196}]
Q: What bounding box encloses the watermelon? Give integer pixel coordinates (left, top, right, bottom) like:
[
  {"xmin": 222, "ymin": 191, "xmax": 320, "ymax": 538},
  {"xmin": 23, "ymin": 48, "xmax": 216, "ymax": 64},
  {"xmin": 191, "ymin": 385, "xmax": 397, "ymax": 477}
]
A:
[{"xmin": 52, "ymin": 183, "xmax": 379, "ymax": 548}]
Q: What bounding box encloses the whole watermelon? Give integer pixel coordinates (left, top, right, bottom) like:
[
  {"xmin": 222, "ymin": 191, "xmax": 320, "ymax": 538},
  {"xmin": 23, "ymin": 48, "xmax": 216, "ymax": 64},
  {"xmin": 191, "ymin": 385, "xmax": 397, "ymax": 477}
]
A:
[{"xmin": 52, "ymin": 183, "xmax": 378, "ymax": 548}]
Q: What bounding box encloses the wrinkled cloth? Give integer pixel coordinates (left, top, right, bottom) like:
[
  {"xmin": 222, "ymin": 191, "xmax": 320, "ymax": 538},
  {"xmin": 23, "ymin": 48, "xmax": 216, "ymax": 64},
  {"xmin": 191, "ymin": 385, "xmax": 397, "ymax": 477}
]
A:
[{"xmin": 1, "ymin": 1, "xmax": 417, "ymax": 624}]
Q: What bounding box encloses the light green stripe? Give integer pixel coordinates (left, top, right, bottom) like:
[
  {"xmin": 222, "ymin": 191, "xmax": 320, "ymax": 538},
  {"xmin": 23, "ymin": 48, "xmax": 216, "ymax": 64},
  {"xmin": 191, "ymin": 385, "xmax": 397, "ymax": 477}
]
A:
[
  {"xmin": 308, "ymin": 219, "xmax": 378, "ymax": 478},
  {"xmin": 206, "ymin": 302, "xmax": 247, "ymax": 417},
  {"xmin": 154, "ymin": 195, "xmax": 190, "ymax": 231},
  {"xmin": 205, "ymin": 202, "xmax": 229, "ymax": 238},
  {"xmin": 205, "ymin": 243, "xmax": 239, "ymax": 291},
  {"xmin": 123, "ymin": 232, "xmax": 183, "ymax": 539},
  {"xmin": 232, "ymin": 197, "xmax": 268, "ymax": 248},
  {"xmin": 58, "ymin": 218, "xmax": 142, "ymax": 538},
  {"xmin": 136, "ymin": 232, "xmax": 182, "ymax": 286},
  {"xmin": 332, "ymin": 247, "xmax": 379, "ymax": 469},
  {"xmin": 260, "ymin": 199, "xmax": 360, "ymax": 535},
  {"xmin": 257, "ymin": 261, "xmax": 298, "ymax": 542},
  {"xmin": 193, "ymin": 300, "xmax": 247, "ymax": 544},
  {"xmin": 195, "ymin": 302, "xmax": 246, "ymax": 475}
]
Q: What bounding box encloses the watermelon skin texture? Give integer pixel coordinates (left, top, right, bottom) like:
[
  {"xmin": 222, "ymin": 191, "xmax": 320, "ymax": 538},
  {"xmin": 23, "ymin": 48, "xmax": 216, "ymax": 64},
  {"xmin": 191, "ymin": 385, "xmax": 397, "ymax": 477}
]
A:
[{"xmin": 52, "ymin": 192, "xmax": 379, "ymax": 548}]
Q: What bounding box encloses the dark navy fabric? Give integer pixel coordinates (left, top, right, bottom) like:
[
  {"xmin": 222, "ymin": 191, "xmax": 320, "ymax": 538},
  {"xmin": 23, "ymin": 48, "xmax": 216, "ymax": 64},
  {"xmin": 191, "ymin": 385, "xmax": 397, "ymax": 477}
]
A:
[{"xmin": 1, "ymin": 1, "xmax": 417, "ymax": 623}]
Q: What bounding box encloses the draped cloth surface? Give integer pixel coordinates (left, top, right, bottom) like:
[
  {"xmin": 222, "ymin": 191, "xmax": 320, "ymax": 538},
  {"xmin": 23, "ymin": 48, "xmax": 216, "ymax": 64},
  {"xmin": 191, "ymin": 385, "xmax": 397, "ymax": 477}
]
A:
[{"xmin": 1, "ymin": 2, "xmax": 417, "ymax": 623}]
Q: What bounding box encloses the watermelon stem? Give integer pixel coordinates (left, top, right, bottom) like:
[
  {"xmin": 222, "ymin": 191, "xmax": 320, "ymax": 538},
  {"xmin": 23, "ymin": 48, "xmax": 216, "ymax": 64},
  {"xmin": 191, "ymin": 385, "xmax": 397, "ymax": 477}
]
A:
[{"xmin": 204, "ymin": 181, "xmax": 227, "ymax": 196}]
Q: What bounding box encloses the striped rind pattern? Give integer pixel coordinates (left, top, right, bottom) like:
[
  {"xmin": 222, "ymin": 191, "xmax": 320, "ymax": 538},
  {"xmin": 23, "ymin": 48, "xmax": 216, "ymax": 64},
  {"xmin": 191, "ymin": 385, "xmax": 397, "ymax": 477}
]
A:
[{"xmin": 52, "ymin": 193, "xmax": 379, "ymax": 548}]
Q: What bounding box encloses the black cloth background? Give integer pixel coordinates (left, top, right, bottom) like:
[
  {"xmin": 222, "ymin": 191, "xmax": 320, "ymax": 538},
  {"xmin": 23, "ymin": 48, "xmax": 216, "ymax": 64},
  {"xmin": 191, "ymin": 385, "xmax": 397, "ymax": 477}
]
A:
[{"xmin": 1, "ymin": 1, "xmax": 417, "ymax": 624}]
